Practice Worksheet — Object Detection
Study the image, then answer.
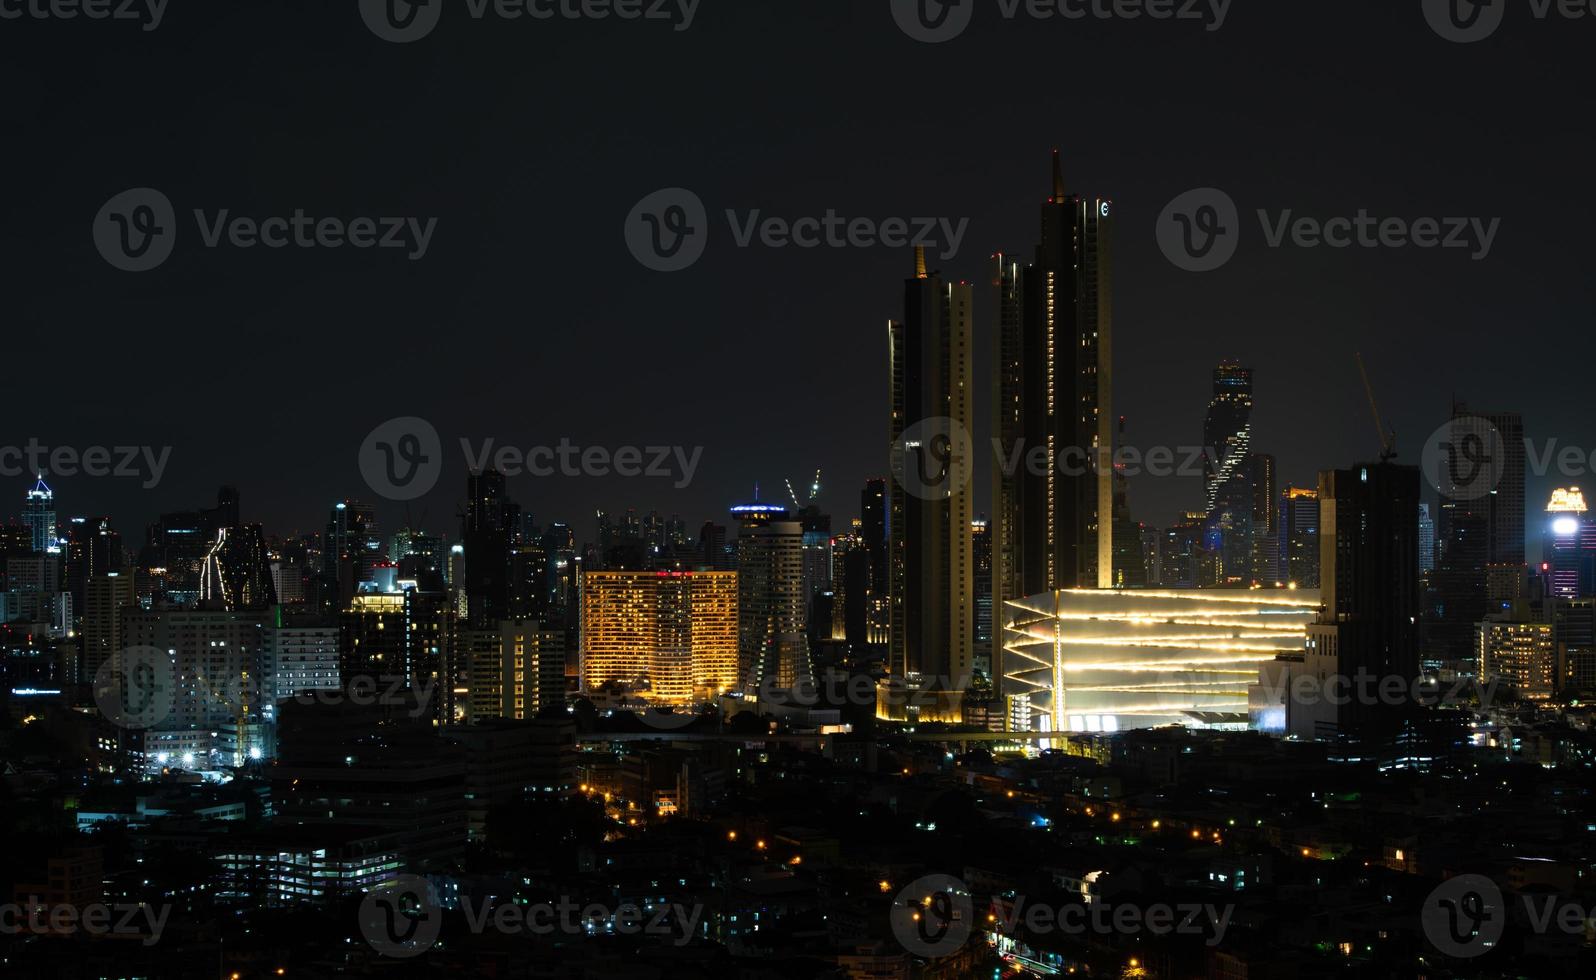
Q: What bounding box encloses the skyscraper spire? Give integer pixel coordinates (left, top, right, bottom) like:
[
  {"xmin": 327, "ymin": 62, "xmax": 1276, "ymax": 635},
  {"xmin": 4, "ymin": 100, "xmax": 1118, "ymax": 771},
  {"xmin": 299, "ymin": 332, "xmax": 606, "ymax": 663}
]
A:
[
  {"xmin": 913, "ymin": 245, "xmax": 927, "ymax": 279},
  {"xmin": 1051, "ymin": 148, "xmax": 1065, "ymax": 203}
]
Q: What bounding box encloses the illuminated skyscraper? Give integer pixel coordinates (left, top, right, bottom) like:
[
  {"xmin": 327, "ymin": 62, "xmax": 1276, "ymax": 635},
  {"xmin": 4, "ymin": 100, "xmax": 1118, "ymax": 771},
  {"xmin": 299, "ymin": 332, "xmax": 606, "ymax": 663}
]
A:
[
  {"xmin": 732, "ymin": 502, "xmax": 812, "ymax": 694},
  {"xmin": 580, "ymin": 569, "xmax": 738, "ymax": 702},
  {"xmin": 992, "ymin": 151, "xmax": 1115, "ymax": 606},
  {"xmin": 1203, "ymin": 362, "xmax": 1254, "ymax": 514},
  {"xmin": 22, "ymin": 476, "xmax": 55, "ymax": 553},
  {"xmin": 462, "ymin": 470, "xmax": 516, "ymax": 627},
  {"xmin": 1545, "ymin": 487, "xmax": 1596, "ymax": 599},
  {"xmin": 888, "ymin": 248, "xmax": 973, "ymax": 720},
  {"xmin": 1278, "ymin": 487, "xmax": 1320, "ymax": 588},
  {"xmin": 1418, "ymin": 503, "xmax": 1436, "ymax": 575}
]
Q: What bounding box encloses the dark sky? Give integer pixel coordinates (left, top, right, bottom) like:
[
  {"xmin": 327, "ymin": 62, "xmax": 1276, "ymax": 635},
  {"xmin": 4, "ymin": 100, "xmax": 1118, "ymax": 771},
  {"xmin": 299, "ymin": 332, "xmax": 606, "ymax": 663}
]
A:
[{"xmin": 3, "ymin": 1, "xmax": 1591, "ymax": 549}]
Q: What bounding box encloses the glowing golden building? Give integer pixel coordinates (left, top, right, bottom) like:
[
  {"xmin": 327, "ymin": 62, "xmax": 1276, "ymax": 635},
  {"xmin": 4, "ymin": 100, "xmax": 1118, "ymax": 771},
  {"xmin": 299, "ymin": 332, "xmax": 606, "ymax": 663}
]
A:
[
  {"xmin": 581, "ymin": 570, "xmax": 738, "ymax": 703},
  {"xmin": 1003, "ymin": 588, "xmax": 1320, "ymax": 733}
]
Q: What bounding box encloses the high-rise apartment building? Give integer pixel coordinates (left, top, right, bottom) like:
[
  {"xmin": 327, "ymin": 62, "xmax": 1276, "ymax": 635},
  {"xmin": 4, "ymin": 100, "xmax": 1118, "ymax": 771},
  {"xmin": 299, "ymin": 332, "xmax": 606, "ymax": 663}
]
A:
[
  {"xmin": 580, "ymin": 569, "xmax": 738, "ymax": 702},
  {"xmin": 992, "ymin": 151, "xmax": 1114, "ymax": 610},
  {"xmin": 22, "ymin": 476, "xmax": 56, "ymax": 553},
  {"xmin": 888, "ymin": 249, "xmax": 973, "ymax": 721}
]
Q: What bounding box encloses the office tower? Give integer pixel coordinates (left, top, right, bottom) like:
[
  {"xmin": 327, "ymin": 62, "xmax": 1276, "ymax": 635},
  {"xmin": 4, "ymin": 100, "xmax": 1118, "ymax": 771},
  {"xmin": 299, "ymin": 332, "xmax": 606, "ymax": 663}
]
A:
[
  {"xmin": 992, "ymin": 151, "xmax": 1115, "ymax": 605},
  {"xmin": 1203, "ymin": 361, "xmax": 1254, "ymax": 514},
  {"xmin": 860, "ymin": 479, "xmax": 889, "ymax": 643},
  {"xmin": 1160, "ymin": 513, "xmax": 1206, "ymax": 588},
  {"xmin": 461, "ymin": 470, "xmax": 516, "ymax": 627},
  {"xmin": 1247, "ymin": 453, "xmax": 1278, "ymax": 584},
  {"xmin": 1279, "ymin": 487, "xmax": 1321, "ymax": 588},
  {"xmin": 580, "ymin": 569, "xmax": 739, "ymax": 702},
  {"xmin": 63, "ymin": 516, "xmax": 122, "ymax": 614},
  {"xmin": 81, "ymin": 569, "xmax": 136, "ymax": 685},
  {"xmin": 322, "ymin": 500, "xmax": 382, "ymax": 602},
  {"xmin": 1109, "ymin": 465, "xmax": 1147, "ymax": 589},
  {"xmin": 339, "ymin": 587, "xmax": 453, "ymax": 706},
  {"xmin": 1478, "ymin": 621, "xmax": 1555, "ymax": 700},
  {"xmin": 1428, "ymin": 404, "xmax": 1526, "ymax": 666},
  {"xmin": 1300, "ymin": 462, "xmax": 1422, "ymax": 739},
  {"xmin": 732, "ymin": 502, "xmax": 812, "ymax": 694},
  {"xmin": 1545, "ymin": 488, "xmax": 1596, "ymax": 599},
  {"xmin": 199, "ymin": 524, "xmax": 277, "ymax": 611},
  {"xmin": 466, "ymin": 620, "xmax": 566, "ymax": 721},
  {"xmin": 22, "ymin": 476, "xmax": 56, "ymax": 553},
  {"xmin": 796, "ymin": 504, "xmax": 832, "ymax": 611},
  {"xmin": 971, "ymin": 518, "xmax": 993, "ymax": 679},
  {"xmin": 888, "ymin": 248, "xmax": 973, "ymax": 720},
  {"xmin": 507, "ymin": 539, "xmax": 549, "ymax": 620},
  {"xmin": 1139, "ymin": 525, "xmax": 1162, "ymax": 586},
  {"xmin": 1418, "ymin": 503, "xmax": 1436, "ymax": 575},
  {"xmin": 698, "ymin": 522, "xmax": 730, "ymax": 571},
  {"xmin": 829, "ymin": 527, "xmax": 868, "ymax": 646}
]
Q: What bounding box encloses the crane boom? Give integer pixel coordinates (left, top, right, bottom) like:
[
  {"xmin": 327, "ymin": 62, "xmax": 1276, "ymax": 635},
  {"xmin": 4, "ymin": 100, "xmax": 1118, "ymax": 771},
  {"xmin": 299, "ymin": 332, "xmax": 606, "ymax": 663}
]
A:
[{"xmin": 1356, "ymin": 352, "xmax": 1396, "ymax": 460}]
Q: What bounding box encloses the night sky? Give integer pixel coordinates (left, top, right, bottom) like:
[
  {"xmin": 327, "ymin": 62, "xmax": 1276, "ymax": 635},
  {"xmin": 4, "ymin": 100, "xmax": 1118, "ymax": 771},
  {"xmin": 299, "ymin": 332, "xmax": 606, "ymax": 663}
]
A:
[{"xmin": 4, "ymin": 0, "xmax": 1591, "ymax": 547}]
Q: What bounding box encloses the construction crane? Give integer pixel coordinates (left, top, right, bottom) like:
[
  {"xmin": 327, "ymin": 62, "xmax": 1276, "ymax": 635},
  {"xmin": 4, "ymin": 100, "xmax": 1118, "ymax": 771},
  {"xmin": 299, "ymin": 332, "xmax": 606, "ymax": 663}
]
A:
[
  {"xmin": 785, "ymin": 469, "xmax": 822, "ymax": 511},
  {"xmin": 1355, "ymin": 352, "xmax": 1397, "ymax": 461}
]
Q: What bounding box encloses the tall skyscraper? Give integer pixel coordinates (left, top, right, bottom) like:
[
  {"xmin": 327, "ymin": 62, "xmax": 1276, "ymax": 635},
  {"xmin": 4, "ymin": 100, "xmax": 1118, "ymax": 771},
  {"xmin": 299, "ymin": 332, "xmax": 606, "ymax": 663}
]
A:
[
  {"xmin": 1248, "ymin": 453, "xmax": 1278, "ymax": 585},
  {"xmin": 1301, "ymin": 462, "xmax": 1422, "ymax": 739},
  {"xmin": 971, "ymin": 517, "xmax": 993, "ymax": 680},
  {"xmin": 1279, "ymin": 487, "xmax": 1321, "ymax": 588},
  {"xmin": 1418, "ymin": 503, "xmax": 1437, "ymax": 575},
  {"xmin": 732, "ymin": 502, "xmax": 812, "ymax": 694},
  {"xmin": 322, "ymin": 500, "xmax": 381, "ymax": 603},
  {"xmin": 1428, "ymin": 405, "xmax": 1526, "ymax": 667},
  {"xmin": 81, "ymin": 569, "xmax": 136, "ymax": 685},
  {"xmin": 859, "ymin": 479, "xmax": 888, "ymax": 644},
  {"xmin": 1203, "ymin": 361, "xmax": 1254, "ymax": 514},
  {"xmin": 1545, "ymin": 487, "xmax": 1596, "ymax": 599},
  {"xmin": 992, "ymin": 150, "xmax": 1115, "ymax": 613},
  {"xmin": 462, "ymin": 470, "xmax": 516, "ymax": 627},
  {"xmin": 888, "ymin": 249, "xmax": 973, "ymax": 721},
  {"xmin": 22, "ymin": 476, "xmax": 55, "ymax": 553}
]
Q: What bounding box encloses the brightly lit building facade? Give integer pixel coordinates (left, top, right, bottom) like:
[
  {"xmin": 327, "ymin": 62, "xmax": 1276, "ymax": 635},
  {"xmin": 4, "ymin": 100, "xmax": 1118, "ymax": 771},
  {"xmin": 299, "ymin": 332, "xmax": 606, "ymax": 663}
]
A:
[
  {"xmin": 1546, "ymin": 487, "xmax": 1596, "ymax": 599},
  {"xmin": 1002, "ymin": 588, "xmax": 1320, "ymax": 733},
  {"xmin": 581, "ymin": 570, "xmax": 738, "ymax": 703}
]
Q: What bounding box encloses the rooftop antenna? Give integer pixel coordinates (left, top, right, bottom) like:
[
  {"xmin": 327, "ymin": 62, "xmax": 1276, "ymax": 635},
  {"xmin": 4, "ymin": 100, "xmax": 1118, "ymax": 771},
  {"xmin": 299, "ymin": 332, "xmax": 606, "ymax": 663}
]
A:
[{"xmin": 1356, "ymin": 352, "xmax": 1397, "ymax": 461}]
